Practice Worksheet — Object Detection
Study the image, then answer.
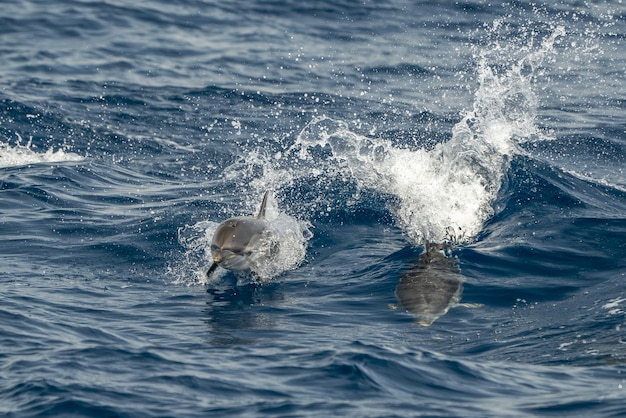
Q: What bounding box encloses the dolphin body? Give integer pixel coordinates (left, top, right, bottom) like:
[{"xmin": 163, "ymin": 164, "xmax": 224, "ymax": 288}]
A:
[
  {"xmin": 394, "ymin": 243, "xmax": 481, "ymax": 326},
  {"xmin": 206, "ymin": 191, "xmax": 278, "ymax": 280}
]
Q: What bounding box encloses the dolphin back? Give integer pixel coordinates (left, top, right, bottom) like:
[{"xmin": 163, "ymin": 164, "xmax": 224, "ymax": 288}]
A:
[{"xmin": 395, "ymin": 243, "xmax": 464, "ymax": 326}]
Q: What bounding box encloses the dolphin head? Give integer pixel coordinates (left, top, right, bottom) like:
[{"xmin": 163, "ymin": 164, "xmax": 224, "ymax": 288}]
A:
[
  {"xmin": 206, "ymin": 192, "xmax": 275, "ymax": 279},
  {"xmin": 210, "ymin": 217, "xmax": 266, "ymax": 272}
]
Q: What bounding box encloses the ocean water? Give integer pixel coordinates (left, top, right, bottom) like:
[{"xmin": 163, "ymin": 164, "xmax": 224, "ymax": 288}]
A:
[{"xmin": 1, "ymin": 0, "xmax": 625, "ymax": 416}]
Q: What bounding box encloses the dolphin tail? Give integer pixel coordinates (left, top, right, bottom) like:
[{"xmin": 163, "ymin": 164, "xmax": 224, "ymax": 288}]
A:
[
  {"xmin": 206, "ymin": 262, "xmax": 219, "ymax": 278},
  {"xmin": 256, "ymin": 191, "xmax": 270, "ymax": 219}
]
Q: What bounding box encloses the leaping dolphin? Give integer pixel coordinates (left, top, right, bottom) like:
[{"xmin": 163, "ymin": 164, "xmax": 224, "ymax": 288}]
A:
[{"xmin": 206, "ymin": 191, "xmax": 278, "ymax": 279}]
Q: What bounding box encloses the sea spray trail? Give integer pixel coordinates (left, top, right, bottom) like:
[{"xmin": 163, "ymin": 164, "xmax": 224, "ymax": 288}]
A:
[{"xmin": 247, "ymin": 26, "xmax": 566, "ymax": 246}]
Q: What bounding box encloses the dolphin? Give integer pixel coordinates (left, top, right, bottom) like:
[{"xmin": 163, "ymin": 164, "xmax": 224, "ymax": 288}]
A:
[
  {"xmin": 393, "ymin": 243, "xmax": 481, "ymax": 326},
  {"xmin": 206, "ymin": 191, "xmax": 278, "ymax": 279}
]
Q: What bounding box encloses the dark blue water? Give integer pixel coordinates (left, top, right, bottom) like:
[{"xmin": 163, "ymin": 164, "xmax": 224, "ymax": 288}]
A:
[{"xmin": 1, "ymin": 1, "xmax": 625, "ymax": 416}]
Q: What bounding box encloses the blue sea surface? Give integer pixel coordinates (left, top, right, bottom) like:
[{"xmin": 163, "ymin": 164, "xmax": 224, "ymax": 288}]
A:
[{"xmin": 1, "ymin": 1, "xmax": 625, "ymax": 417}]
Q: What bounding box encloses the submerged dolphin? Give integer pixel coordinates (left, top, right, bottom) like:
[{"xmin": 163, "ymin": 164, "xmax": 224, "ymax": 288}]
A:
[
  {"xmin": 394, "ymin": 243, "xmax": 481, "ymax": 326},
  {"xmin": 206, "ymin": 191, "xmax": 278, "ymax": 279}
]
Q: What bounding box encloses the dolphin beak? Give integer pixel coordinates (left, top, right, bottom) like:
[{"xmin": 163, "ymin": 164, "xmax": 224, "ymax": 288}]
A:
[
  {"xmin": 207, "ymin": 251, "xmax": 222, "ymax": 278},
  {"xmin": 206, "ymin": 262, "xmax": 219, "ymax": 278}
]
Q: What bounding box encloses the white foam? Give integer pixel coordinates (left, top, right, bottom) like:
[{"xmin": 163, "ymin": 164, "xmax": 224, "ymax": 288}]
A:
[
  {"xmin": 603, "ymin": 297, "xmax": 626, "ymax": 316},
  {"xmin": 0, "ymin": 136, "xmax": 83, "ymax": 168}
]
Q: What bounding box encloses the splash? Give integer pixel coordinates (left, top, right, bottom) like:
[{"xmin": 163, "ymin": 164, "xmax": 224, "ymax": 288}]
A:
[
  {"xmin": 252, "ymin": 25, "xmax": 563, "ymax": 245},
  {"xmin": 0, "ymin": 135, "xmax": 83, "ymax": 168},
  {"xmin": 178, "ymin": 22, "xmax": 567, "ymax": 284},
  {"xmin": 174, "ymin": 193, "xmax": 312, "ymax": 285}
]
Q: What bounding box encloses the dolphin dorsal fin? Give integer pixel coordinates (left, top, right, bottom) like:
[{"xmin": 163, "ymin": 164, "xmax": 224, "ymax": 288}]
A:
[{"xmin": 256, "ymin": 191, "xmax": 270, "ymax": 219}]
